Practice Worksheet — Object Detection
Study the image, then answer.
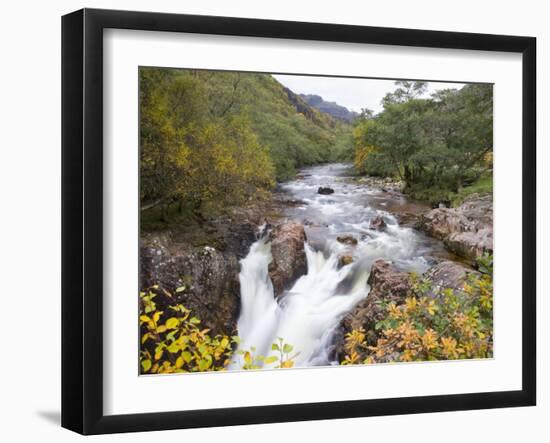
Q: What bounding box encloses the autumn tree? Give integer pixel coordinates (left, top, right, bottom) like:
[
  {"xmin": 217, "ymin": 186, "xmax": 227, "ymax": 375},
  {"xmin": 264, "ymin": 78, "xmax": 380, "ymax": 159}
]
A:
[{"xmin": 140, "ymin": 68, "xmax": 276, "ymax": 221}]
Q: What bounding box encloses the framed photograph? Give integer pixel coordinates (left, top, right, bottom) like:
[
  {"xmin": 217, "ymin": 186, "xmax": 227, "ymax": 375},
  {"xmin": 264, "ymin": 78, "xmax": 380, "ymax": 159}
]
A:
[{"xmin": 62, "ymin": 8, "xmax": 536, "ymax": 435}]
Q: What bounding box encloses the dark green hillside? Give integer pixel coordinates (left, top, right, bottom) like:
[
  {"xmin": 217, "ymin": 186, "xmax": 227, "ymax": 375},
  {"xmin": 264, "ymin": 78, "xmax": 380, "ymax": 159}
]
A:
[{"xmin": 210, "ymin": 73, "xmax": 347, "ymax": 180}]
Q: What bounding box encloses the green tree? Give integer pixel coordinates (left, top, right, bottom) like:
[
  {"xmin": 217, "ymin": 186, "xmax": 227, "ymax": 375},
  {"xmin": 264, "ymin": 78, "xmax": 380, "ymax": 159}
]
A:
[{"xmin": 353, "ymin": 81, "xmax": 493, "ymax": 204}]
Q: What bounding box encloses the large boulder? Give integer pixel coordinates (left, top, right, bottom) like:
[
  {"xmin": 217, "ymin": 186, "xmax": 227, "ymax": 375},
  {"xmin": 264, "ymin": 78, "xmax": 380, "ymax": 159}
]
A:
[
  {"xmin": 213, "ymin": 217, "xmax": 259, "ymax": 259},
  {"xmin": 139, "ymin": 217, "xmax": 261, "ymax": 337},
  {"xmin": 419, "ymin": 193, "xmax": 493, "ymax": 261},
  {"xmin": 140, "ymin": 241, "xmax": 241, "ymax": 337},
  {"xmin": 268, "ymin": 222, "xmax": 308, "ymax": 299},
  {"xmin": 395, "ymin": 212, "xmax": 421, "ymax": 228},
  {"xmin": 445, "ymin": 231, "xmax": 493, "ymax": 261},
  {"xmin": 424, "ymin": 260, "xmax": 479, "ymax": 293}
]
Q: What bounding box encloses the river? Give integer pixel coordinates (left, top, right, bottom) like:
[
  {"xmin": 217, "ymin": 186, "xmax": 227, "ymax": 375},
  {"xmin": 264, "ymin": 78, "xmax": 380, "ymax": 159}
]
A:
[{"xmin": 231, "ymin": 163, "xmax": 451, "ymax": 369}]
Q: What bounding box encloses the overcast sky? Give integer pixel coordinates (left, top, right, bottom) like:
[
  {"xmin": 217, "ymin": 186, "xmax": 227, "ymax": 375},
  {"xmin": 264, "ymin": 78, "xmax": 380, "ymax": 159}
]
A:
[{"xmin": 273, "ymin": 74, "xmax": 467, "ymax": 114}]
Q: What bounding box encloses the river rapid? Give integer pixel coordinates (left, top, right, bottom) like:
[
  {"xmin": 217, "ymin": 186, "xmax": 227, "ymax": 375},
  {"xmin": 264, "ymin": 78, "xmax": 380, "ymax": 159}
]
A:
[{"xmin": 231, "ymin": 163, "xmax": 451, "ymax": 369}]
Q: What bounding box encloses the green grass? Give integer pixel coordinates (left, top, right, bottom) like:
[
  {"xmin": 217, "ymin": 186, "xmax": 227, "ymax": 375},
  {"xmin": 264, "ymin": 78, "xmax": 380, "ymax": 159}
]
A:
[
  {"xmin": 403, "ymin": 172, "xmax": 493, "ymax": 207},
  {"xmin": 451, "ymin": 173, "xmax": 493, "ymax": 207}
]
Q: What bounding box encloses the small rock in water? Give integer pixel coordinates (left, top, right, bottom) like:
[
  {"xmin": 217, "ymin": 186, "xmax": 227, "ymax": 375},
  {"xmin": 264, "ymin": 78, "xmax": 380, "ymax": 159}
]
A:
[
  {"xmin": 336, "ymin": 235, "xmax": 358, "ymax": 246},
  {"xmin": 370, "ymin": 216, "xmax": 387, "ymax": 231},
  {"xmin": 283, "ymin": 198, "xmax": 307, "ymax": 206},
  {"xmin": 318, "ymin": 186, "xmax": 335, "ymax": 195},
  {"xmin": 339, "ymin": 255, "xmax": 354, "ymax": 266}
]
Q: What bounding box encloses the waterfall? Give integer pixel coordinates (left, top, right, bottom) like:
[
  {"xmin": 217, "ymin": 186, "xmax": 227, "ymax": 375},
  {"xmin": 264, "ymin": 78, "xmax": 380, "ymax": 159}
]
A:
[{"xmin": 231, "ymin": 236, "xmax": 369, "ymax": 369}]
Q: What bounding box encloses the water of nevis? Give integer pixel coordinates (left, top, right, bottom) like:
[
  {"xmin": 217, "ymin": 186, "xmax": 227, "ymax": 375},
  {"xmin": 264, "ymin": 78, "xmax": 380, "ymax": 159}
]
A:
[{"xmin": 234, "ymin": 164, "xmax": 450, "ymax": 368}]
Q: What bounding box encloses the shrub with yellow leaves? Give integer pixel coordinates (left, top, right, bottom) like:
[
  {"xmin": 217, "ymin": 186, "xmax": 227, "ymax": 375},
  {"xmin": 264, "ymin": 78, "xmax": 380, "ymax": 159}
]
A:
[
  {"xmin": 140, "ymin": 288, "xmax": 235, "ymax": 374},
  {"xmin": 342, "ymin": 254, "xmax": 493, "ymax": 365},
  {"xmin": 231, "ymin": 337, "xmax": 300, "ymax": 370},
  {"xmin": 139, "ymin": 287, "xmax": 298, "ymax": 374}
]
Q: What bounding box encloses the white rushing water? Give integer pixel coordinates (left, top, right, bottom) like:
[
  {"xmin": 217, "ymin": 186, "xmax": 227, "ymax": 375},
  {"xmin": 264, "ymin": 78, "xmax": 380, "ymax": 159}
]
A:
[{"xmin": 230, "ymin": 163, "xmax": 449, "ymax": 370}]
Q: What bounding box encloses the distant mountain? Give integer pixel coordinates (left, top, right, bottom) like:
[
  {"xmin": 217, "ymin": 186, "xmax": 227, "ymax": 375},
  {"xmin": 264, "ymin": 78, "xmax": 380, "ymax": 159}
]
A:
[{"xmin": 299, "ymin": 94, "xmax": 358, "ymax": 122}]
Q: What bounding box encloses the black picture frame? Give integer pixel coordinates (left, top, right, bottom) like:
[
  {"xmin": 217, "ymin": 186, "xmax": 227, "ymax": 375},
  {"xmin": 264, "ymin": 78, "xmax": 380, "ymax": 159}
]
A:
[{"xmin": 62, "ymin": 8, "xmax": 536, "ymax": 435}]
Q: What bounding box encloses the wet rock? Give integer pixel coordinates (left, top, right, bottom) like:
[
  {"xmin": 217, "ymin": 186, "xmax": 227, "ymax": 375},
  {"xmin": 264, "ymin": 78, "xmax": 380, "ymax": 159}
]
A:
[
  {"xmin": 318, "ymin": 186, "xmax": 335, "ymax": 195},
  {"xmin": 445, "ymin": 231, "xmax": 493, "ymax": 262},
  {"xmin": 395, "ymin": 212, "xmax": 420, "ymax": 228},
  {"xmin": 369, "ymin": 215, "xmax": 387, "ymax": 231},
  {"xmin": 332, "ymin": 260, "xmax": 412, "ymax": 360},
  {"xmin": 336, "ymin": 235, "xmax": 358, "ymax": 246},
  {"xmin": 216, "ymin": 219, "xmax": 259, "ymax": 259},
  {"xmin": 347, "ymin": 260, "xmax": 412, "ymax": 332},
  {"xmin": 424, "ymin": 260, "xmax": 480, "ymax": 293},
  {"xmin": 268, "ymin": 222, "xmax": 308, "ymax": 300},
  {"xmin": 139, "ymin": 215, "xmax": 262, "ymax": 337},
  {"xmin": 140, "ymin": 241, "xmax": 241, "ymax": 336},
  {"xmin": 358, "ymin": 176, "xmax": 405, "ymax": 192},
  {"xmin": 282, "ymin": 198, "xmax": 307, "ymax": 207},
  {"xmin": 419, "ymin": 193, "xmax": 493, "ymax": 261},
  {"xmin": 339, "ymin": 255, "xmax": 354, "ymax": 267},
  {"xmin": 367, "ymin": 260, "xmax": 413, "ymax": 306}
]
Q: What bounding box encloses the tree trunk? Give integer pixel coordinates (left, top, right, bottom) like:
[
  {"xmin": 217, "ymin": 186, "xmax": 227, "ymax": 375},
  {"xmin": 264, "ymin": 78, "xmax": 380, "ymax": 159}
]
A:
[
  {"xmin": 457, "ymin": 176, "xmax": 464, "ymax": 193},
  {"xmin": 404, "ymin": 165, "xmax": 412, "ymax": 183}
]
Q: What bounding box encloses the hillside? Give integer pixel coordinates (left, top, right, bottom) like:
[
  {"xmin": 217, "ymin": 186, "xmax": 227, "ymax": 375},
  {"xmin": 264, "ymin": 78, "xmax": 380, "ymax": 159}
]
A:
[
  {"xmin": 139, "ymin": 68, "xmax": 354, "ymax": 222},
  {"xmin": 300, "ymin": 94, "xmax": 358, "ymax": 122},
  {"xmin": 222, "ymin": 73, "xmax": 347, "ymax": 180}
]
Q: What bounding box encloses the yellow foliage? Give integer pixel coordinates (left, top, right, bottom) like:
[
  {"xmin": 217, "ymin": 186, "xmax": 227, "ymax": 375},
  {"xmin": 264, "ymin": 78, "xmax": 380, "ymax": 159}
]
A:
[
  {"xmin": 139, "ymin": 289, "xmax": 234, "ymax": 374},
  {"xmin": 342, "ymin": 254, "xmax": 493, "ymax": 365},
  {"xmin": 354, "ymin": 145, "xmax": 380, "ymax": 173},
  {"xmin": 140, "ymin": 287, "xmax": 298, "ymax": 374}
]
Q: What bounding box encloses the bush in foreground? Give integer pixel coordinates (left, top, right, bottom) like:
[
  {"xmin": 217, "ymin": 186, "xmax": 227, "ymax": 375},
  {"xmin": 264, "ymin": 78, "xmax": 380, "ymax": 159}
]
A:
[
  {"xmin": 139, "ymin": 287, "xmax": 297, "ymax": 374},
  {"xmin": 342, "ymin": 255, "xmax": 493, "ymax": 364}
]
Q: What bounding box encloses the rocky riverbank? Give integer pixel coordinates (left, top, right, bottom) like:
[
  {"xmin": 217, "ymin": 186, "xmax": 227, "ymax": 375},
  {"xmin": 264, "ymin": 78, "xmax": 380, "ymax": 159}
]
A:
[
  {"xmin": 329, "ymin": 191, "xmax": 493, "ymax": 361},
  {"xmin": 331, "ymin": 258, "xmax": 481, "ymax": 361},
  {"xmin": 140, "ymin": 166, "xmax": 493, "ymax": 363},
  {"xmin": 418, "ymin": 193, "xmax": 493, "ymax": 261},
  {"xmin": 139, "ymin": 191, "xmax": 311, "ymax": 336}
]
